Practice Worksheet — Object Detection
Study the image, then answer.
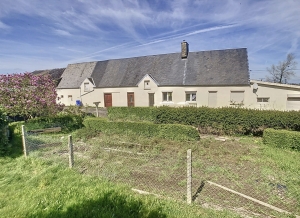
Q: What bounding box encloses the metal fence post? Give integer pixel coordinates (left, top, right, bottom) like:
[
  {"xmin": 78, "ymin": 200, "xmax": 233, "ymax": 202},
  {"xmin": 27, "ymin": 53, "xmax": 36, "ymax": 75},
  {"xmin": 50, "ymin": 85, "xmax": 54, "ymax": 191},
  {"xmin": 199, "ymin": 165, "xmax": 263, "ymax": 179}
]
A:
[
  {"xmin": 21, "ymin": 125, "xmax": 28, "ymax": 158},
  {"xmin": 68, "ymin": 135, "xmax": 74, "ymax": 168},
  {"xmin": 187, "ymin": 149, "xmax": 192, "ymax": 204}
]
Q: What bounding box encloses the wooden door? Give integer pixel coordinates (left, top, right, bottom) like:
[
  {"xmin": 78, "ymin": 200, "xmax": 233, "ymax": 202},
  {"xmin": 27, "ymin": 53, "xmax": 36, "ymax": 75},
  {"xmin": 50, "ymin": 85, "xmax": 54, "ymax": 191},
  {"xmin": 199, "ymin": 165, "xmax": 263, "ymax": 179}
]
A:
[
  {"xmin": 127, "ymin": 92, "xmax": 135, "ymax": 107},
  {"xmin": 104, "ymin": 93, "xmax": 112, "ymax": 107},
  {"xmin": 149, "ymin": 93, "xmax": 154, "ymax": 106}
]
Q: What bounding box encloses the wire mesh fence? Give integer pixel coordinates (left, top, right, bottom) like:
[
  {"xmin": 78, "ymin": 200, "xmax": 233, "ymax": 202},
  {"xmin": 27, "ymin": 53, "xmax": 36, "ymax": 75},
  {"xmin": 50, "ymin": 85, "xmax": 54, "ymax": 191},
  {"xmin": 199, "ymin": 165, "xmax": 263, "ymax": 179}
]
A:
[
  {"xmin": 21, "ymin": 125, "xmax": 299, "ymax": 217},
  {"xmin": 72, "ymin": 139, "xmax": 187, "ymax": 200},
  {"xmin": 191, "ymin": 138, "xmax": 299, "ymax": 217},
  {"xmin": 22, "ymin": 126, "xmax": 70, "ymax": 167},
  {"xmin": 21, "ymin": 125, "xmax": 188, "ymax": 200}
]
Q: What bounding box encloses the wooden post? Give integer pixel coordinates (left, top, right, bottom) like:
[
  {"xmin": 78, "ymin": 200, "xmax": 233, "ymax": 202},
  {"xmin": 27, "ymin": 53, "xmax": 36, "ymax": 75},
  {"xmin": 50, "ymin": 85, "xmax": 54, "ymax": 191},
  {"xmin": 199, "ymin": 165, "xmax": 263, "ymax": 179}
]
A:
[
  {"xmin": 187, "ymin": 149, "xmax": 192, "ymax": 204},
  {"xmin": 21, "ymin": 125, "xmax": 28, "ymax": 157},
  {"xmin": 68, "ymin": 135, "xmax": 74, "ymax": 168}
]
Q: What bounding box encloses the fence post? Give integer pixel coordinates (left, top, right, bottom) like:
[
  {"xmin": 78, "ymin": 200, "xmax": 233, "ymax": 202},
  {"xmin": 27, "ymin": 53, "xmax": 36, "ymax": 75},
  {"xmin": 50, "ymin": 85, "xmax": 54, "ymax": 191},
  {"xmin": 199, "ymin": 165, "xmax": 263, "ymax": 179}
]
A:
[
  {"xmin": 68, "ymin": 135, "xmax": 74, "ymax": 168},
  {"xmin": 187, "ymin": 149, "xmax": 192, "ymax": 204},
  {"xmin": 21, "ymin": 125, "xmax": 28, "ymax": 158}
]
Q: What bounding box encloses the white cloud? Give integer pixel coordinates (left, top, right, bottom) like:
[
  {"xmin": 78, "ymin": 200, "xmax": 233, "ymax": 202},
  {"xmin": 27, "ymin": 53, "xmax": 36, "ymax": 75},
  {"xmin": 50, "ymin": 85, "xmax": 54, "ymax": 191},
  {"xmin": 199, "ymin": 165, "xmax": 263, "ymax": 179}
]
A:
[
  {"xmin": 54, "ymin": 29, "xmax": 72, "ymax": 36},
  {"xmin": 0, "ymin": 21, "xmax": 9, "ymax": 29}
]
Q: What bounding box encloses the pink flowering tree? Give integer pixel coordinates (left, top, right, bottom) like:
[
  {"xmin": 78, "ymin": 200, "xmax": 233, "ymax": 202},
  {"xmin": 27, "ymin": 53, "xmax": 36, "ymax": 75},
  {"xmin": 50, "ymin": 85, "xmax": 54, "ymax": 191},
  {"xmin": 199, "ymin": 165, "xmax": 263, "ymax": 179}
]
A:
[{"xmin": 0, "ymin": 73, "xmax": 64, "ymax": 119}]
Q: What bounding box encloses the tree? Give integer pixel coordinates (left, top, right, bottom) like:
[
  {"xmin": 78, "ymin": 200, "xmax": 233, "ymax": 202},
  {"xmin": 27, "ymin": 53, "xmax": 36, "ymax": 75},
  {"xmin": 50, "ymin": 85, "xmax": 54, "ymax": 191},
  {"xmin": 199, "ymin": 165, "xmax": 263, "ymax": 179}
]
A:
[
  {"xmin": 266, "ymin": 53, "xmax": 297, "ymax": 83},
  {"xmin": 0, "ymin": 73, "xmax": 64, "ymax": 119}
]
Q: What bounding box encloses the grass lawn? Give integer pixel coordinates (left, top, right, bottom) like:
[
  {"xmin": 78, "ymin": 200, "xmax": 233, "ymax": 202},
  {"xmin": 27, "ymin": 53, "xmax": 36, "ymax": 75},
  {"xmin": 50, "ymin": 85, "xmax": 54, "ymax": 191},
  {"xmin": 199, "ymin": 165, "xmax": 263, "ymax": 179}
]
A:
[{"xmin": 0, "ymin": 155, "xmax": 242, "ymax": 218}]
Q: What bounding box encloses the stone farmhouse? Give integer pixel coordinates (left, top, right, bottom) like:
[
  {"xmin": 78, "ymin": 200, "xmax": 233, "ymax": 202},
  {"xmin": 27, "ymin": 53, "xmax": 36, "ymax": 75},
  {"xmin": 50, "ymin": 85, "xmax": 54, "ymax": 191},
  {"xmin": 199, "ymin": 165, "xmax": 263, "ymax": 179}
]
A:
[{"xmin": 54, "ymin": 41, "xmax": 300, "ymax": 111}]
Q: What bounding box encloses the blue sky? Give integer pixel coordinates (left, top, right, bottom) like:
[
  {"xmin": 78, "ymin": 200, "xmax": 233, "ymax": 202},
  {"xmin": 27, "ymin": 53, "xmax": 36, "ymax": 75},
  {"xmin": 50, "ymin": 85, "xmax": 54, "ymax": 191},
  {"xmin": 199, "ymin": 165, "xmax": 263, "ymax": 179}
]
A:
[{"xmin": 0, "ymin": 0, "xmax": 300, "ymax": 83}]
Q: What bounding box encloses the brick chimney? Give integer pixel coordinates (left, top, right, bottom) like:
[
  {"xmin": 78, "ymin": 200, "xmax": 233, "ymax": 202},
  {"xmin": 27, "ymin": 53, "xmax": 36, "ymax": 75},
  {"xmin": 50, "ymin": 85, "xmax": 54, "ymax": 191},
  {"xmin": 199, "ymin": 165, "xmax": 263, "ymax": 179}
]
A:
[{"xmin": 181, "ymin": 40, "xmax": 189, "ymax": 59}]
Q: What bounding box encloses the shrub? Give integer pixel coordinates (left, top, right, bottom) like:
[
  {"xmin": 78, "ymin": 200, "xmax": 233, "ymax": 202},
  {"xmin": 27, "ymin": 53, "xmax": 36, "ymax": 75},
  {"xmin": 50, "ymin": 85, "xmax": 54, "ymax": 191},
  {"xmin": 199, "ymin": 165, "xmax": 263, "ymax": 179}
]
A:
[
  {"xmin": 108, "ymin": 107, "xmax": 155, "ymax": 122},
  {"xmin": 83, "ymin": 118, "xmax": 199, "ymax": 141},
  {"xmin": 75, "ymin": 127, "xmax": 101, "ymax": 141},
  {"xmin": 108, "ymin": 106, "xmax": 300, "ymax": 136},
  {"xmin": 0, "ymin": 109, "xmax": 9, "ymax": 154},
  {"xmin": 8, "ymin": 121, "xmax": 24, "ymax": 151},
  {"xmin": 25, "ymin": 114, "xmax": 84, "ymax": 132},
  {"xmin": 263, "ymin": 128, "xmax": 300, "ymax": 151}
]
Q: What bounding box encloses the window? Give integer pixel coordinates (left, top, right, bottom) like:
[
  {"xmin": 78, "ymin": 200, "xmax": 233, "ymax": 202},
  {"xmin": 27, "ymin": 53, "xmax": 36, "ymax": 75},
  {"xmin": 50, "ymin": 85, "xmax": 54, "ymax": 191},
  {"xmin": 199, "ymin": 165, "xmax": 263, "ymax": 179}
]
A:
[
  {"xmin": 230, "ymin": 91, "xmax": 244, "ymax": 104},
  {"xmin": 144, "ymin": 80, "xmax": 150, "ymax": 90},
  {"xmin": 257, "ymin": 98, "xmax": 269, "ymax": 102},
  {"xmin": 186, "ymin": 92, "xmax": 196, "ymax": 101},
  {"xmin": 84, "ymin": 83, "xmax": 89, "ymax": 92},
  {"xmin": 60, "ymin": 95, "xmax": 64, "ymax": 98},
  {"xmin": 68, "ymin": 95, "xmax": 72, "ymax": 101},
  {"xmin": 162, "ymin": 92, "xmax": 172, "ymax": 102}
]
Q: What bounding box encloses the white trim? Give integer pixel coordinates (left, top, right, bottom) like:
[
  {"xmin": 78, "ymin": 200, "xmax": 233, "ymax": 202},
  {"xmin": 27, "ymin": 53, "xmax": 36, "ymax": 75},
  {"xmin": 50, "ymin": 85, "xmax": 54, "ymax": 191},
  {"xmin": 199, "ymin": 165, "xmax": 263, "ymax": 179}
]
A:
[
  {"xmin": 287, "ymin": 94, "xmax": 300, "ymax": 98},
  {"xmin": 251, "ymin": 80, "xmax": 300, "ymax": 90},
  {"xmin": 136, "ymin": 74, "xmax": 159, "ymax": 86}
]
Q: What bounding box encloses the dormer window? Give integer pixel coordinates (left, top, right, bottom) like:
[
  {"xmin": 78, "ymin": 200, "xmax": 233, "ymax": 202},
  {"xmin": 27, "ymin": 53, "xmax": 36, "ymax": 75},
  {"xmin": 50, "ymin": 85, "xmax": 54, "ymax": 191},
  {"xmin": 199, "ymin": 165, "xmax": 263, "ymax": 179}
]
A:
[
  {"xmin": 144, "ymin": 80, "xmax": 150, "ymax": 90},
  {"xmin": 84, "ymin": 83, "xmax": 89, "ymax": 92}
]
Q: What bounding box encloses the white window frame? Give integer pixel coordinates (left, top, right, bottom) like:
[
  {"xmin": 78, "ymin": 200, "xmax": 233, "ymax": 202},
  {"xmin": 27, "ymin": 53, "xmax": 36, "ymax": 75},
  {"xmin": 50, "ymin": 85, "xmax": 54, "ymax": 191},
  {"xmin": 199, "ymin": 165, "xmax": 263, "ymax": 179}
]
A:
[
  {"xmin": 186, "ymin": 92, "xmax": 196, "ymax": 102},
  {"xmin": 162, "ymin": 92, "xmax": 173, "ymax": 102},
  {"xmin": 144, "ymin": 80, "xmax": 150, "ymax": 90},
  {"xmin": 84, "ymin": 83, "xmax": 89, "ymax": 92}
]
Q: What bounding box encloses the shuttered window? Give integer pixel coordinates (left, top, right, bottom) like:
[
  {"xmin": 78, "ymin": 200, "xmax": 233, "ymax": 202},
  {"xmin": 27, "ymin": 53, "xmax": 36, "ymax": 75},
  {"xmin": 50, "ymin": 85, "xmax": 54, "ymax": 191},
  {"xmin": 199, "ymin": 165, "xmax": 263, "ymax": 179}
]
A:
[
  {"xmin": 230, "ymin": 91, "xmax": 244, "ymax": 104},
  {"xmin": 208, "ymin": 91, "xmax": 217, "ymax": 107}
]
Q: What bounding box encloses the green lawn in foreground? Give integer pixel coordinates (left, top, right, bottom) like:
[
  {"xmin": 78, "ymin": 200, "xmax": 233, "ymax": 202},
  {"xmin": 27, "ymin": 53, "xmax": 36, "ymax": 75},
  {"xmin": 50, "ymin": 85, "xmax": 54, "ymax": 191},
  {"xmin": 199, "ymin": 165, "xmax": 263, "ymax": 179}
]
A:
[{"xmin": 0, "ymin": 156, "xmax": 241, "ymax": 218}]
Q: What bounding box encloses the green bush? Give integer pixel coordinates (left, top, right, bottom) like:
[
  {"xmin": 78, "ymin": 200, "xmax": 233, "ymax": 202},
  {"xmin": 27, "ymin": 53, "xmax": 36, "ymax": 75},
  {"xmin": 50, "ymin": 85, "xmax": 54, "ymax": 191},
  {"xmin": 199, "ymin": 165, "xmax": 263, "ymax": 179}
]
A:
[
  {"xmin": 75, "ymin": 127, "xmax": 101, "ymax": 141},
  {"xmin": 83, "ymin": 118, "xmax": 199, "ymax": 141},
  {"xmin": 24, "ymin": 114, "xmax": 84, "ymax": 132},
  {"xmin": 108, "ymin": 107, "xmax": 155, "ymax": 122},
  {"xmin": 108, "ymin": 106, "xmax": 300, "ymax": 136},
  {"xmin": 8, "ymin": 121, "xmax": 24, "ymax": 151},
  {"xmin": 263, "ymin": 128, "xmax": 300, "ymax": 151},
  {"xmin": 0, "ymin": 109, "xmax": 9, "ymax": 154}
]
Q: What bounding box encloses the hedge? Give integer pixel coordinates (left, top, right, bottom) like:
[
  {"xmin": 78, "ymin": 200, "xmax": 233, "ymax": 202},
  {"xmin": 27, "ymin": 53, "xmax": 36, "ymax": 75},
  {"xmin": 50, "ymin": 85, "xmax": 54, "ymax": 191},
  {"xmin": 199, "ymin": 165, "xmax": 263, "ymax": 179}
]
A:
[
  {"xmin": 8, "ymin": 114, "xmax": 84, "ymax": 152},
  {"xmin": 0, "ymin": 109, "xmax": 8, "ymax": 153},
  {"xmin": 83, "ymin": 118, "xmax": 200, "ymax": 141},
  {"xmin": 108, "ymin": 107, "xmax": 155, "ymax": 122},
  {"xmin": 23, "ymin": 114, "xmax": 84, "ymax": 132},
  {"xmin": 107, "ymin": 107, "xmax": 300, "ymax": 136},
  {"xmin": 263, "ymin": 128, "xmax": 300, "ymax": 151}
]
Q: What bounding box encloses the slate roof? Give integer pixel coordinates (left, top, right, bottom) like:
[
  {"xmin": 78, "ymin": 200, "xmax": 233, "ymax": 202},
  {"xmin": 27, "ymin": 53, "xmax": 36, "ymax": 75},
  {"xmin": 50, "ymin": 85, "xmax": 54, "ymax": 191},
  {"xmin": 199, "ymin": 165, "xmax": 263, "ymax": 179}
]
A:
[
  {"xmin": 57, "ymin": 48, "xmax": 249, "ymax": 89},
  {"xmin": 32, "ymin": 68, "xmax": 65, "ymax": 81}
]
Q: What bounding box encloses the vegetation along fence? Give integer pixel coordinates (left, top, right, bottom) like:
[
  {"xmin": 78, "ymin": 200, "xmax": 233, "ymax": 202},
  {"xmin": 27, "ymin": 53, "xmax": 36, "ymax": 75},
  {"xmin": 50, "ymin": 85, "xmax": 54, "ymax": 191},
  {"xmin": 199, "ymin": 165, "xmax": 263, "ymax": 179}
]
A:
[{"xmin": 21, "ymin": 125, "xmax": 300, "ymax": 218}]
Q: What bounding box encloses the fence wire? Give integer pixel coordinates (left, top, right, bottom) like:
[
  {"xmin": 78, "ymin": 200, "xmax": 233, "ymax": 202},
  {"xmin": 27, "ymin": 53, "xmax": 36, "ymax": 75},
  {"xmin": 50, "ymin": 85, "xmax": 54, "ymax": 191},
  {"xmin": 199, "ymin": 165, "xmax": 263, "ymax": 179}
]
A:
[
  {"xmin": 22, "ymin": 126, "xmax": 299, "ymax": 217},
  {"xmin": 191, "ymin": 138, "xmax": 299, "ymax": 217},
  {"xmin": 72, "ymin": 140, "xmax": 187, "ymax": 200},
  {"xmin": 24, "ymin": 130, "xmax": 69, "ymax": 167}
]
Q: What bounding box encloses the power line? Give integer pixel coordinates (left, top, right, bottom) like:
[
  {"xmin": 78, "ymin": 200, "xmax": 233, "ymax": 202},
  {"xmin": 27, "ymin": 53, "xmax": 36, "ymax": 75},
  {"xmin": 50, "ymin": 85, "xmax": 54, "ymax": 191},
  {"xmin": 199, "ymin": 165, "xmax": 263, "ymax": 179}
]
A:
[{"xmin": 250, "ymin": 69, "xmax": 300, "ymax": 71}]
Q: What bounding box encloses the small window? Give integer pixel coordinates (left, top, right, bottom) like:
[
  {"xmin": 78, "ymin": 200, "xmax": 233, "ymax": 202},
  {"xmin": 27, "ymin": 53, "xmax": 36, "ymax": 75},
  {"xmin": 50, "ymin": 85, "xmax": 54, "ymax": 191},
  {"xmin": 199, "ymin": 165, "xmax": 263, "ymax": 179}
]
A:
[
  {"xmin": 60, "ymin": 95, "xmax": 64, "ymax": 98},
  {"xmin": 84, "ymin": 83, "xmax": 89, "ymax": 92},
  {"xmin": 68, "ymin": 95, "xmax": 72, "ymax": 101},
  {"xmin": 257, "ymin": 98, "xmax": 269, "ymax": 102},
  {"xmin": 144, "ymin": 80, "xmax": 150, "ymax": 90},
  {"xmin": 186, "ymin": 92, "xmax": 196, "ymax": 101},
  {"xmin": 162, "ymin": 92, "xmax": 172, "ymax": 102}
]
